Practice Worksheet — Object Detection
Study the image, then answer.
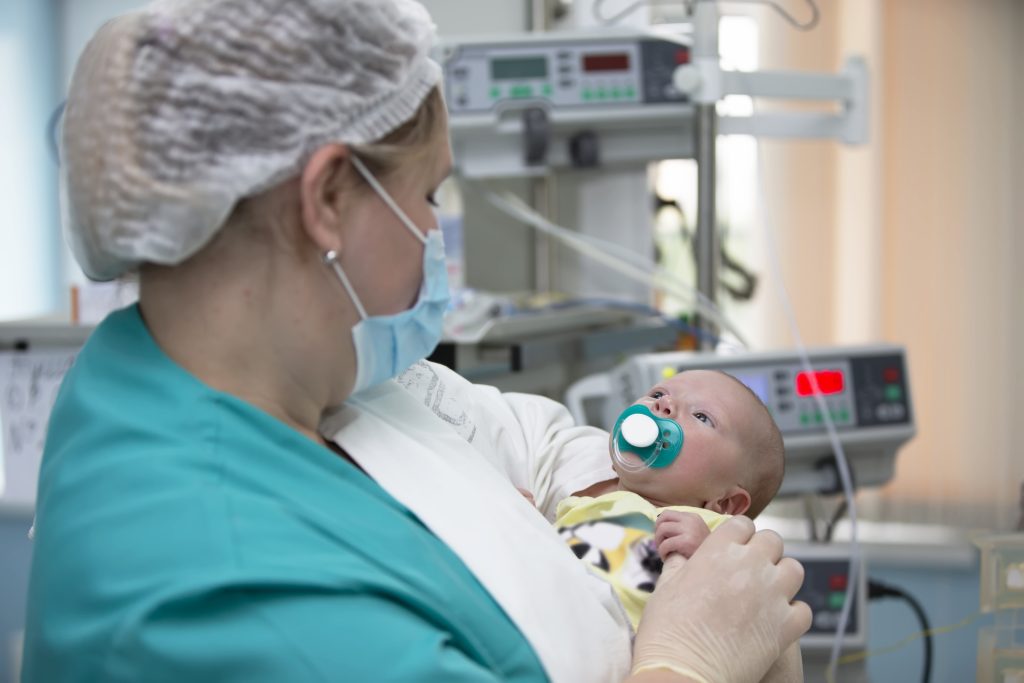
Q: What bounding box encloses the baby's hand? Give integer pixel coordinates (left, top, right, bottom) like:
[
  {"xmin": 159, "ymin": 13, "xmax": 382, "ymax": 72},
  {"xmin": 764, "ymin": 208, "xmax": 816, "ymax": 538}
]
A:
[{"xmin": 654, "ymin": 510, "xmax": 711, "ymax": 561}]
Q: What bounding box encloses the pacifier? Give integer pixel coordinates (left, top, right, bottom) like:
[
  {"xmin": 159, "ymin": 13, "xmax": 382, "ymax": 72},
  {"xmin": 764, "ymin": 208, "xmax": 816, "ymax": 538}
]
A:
[{"xmin": 611, "ymin": 405, "xmax": 684, "ymax": 471}]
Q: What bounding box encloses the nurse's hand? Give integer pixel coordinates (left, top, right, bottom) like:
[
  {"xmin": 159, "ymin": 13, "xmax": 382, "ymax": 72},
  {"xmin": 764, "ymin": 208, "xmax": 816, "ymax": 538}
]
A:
[{"xmin": 628, "ymin": 516, "xmax": 811, "ymax": 683}]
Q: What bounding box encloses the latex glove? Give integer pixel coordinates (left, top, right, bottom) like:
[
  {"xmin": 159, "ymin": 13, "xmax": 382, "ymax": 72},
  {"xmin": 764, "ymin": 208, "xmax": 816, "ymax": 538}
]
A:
[
  {"xmin": 654, "ymin": 510, "xmax": 711, "ymax": 561},
  {"xmin": 631, "ymin": 516, "xmax": 811, "ymax": 683},
  {"xmin": 758, "ymin": 643, "xmax": 803, "ymax": 683}
]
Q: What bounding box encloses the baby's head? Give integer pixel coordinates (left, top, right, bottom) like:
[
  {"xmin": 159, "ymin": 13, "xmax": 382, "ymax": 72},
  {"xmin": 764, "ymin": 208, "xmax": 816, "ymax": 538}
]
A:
[{"xmin": 611, "ymin": 369, "xmax": 784, "ymax": 518}]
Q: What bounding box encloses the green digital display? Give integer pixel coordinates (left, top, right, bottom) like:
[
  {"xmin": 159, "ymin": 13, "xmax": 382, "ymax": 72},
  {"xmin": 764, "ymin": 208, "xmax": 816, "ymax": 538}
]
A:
[{"xmin": 490, "ymin": 56, "xmax": 548, "ymax": 80}]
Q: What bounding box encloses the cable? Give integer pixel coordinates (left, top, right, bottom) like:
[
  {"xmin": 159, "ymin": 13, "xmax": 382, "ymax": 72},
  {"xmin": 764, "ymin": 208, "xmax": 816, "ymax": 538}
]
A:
[
  {"xmin": 802, "ymin": 495, "xmax": 820, "ymax": 542},
  {"xmin": 591, "ymin": 0, "xmax": 692, "ymax": 26},
  {"xmin": 867, "ymin": 579, "xmax": 932, "ymax": 683},
  {"xmin": 591, "ymin": 0, "xmax": 818, "ymax": 31},
  {"xmin": 823, "ymin": 498, "xmax": 847, "ymax": 543},
  {"xmin": 723, "ymin": 0, "xmax": 819, "ymax": 31},
  {"xmin": 839, "ymin": 609, "xmax": 986, "ymax": 668}
]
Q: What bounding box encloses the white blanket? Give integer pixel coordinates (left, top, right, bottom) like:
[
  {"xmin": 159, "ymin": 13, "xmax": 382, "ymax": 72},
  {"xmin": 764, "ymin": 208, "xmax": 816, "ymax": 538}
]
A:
[{"xmin": 322, "ymin": 361, "xmax": 630, "ymax": 683}]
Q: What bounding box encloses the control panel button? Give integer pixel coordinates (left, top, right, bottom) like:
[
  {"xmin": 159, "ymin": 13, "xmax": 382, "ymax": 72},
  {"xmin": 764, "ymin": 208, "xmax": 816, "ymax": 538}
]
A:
[{"xmin": 814, "ymin": 611, "xmax": 839, "ymax": 630}]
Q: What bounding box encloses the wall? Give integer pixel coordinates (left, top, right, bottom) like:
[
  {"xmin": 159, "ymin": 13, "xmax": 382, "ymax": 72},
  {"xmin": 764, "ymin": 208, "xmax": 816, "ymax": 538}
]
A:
[
  {"xmin": 874, "ymin": 0, "xmax": 1024, "ymax": 529},
  {"xmin": 755, "ymin": 0, "xmax": 1024, "ymax": 530},
  {"xmin": 0, "ymin": 1, "xmax": 61, "ymax": 321},
  {"xmin": 865, "ymin": 561, "xmax": 982, "ymax": 682},
  {"xmin": 0, "ymin": 514, "xmax": 33, "ymax": 682}
]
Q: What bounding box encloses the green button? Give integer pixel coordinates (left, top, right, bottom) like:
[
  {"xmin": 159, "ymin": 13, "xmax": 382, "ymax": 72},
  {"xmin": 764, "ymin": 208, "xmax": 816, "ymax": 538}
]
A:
[
  {"xmin": 885, "ymin": 385, "xmax": 902, "ymax": 401},
  {"xmin": 510, "ymin": 85, "xmax": 533, "ymax": 98},
  {"xmin": 625, "ymin": 85, "xmax": 636, "ymax": 98},
  {"xmin": 596, "ymin": 87, "xmax": 607, "ymax": 100},
  {"xmin": 800, "ymin": 414, "xmax": 810, "ymax": 426},
  {"xmin": 611, "ymin": 87, "xmax": 621, "ymax": 99},
  {"xmin": 814, "ymin": 412, "xmax": 823, "ymax": 424},
  {"xmin": 583, "ymin": 89, "xmax": 594, "ymax": 101},
  {"xmin": 839, "ymin": 409, "xmax": 849, "ymax": 422},
  {"xmin": 489, "ymin": 86, "xmax": 501, "ymax": 99},
  {"xmin": 828, "ymin": 592, "xmax": 845, "ymax": 610},
  {"xmin": 542, "ymin": 83, "xmax": 553, "ymax": 96}
]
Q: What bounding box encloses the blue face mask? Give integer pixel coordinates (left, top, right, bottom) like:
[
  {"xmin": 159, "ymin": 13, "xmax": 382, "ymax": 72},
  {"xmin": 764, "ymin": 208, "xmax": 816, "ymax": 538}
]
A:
[{"xmin": 324, "ymin": 156, "xmax": 450, "ymax": 395}]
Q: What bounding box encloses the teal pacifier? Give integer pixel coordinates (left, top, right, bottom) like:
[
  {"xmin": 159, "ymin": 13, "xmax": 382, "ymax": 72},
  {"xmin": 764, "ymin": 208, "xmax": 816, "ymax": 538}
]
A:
[{"xmin": 611, "ymin": 405, "xmax": 684, "ymax": 471}]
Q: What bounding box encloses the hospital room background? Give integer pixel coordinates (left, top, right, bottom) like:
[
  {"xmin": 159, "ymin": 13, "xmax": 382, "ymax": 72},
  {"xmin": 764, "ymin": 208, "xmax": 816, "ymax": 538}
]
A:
[{"xmin": 1, "ymin": 0, "xmax": 1022, "ymax": 681}]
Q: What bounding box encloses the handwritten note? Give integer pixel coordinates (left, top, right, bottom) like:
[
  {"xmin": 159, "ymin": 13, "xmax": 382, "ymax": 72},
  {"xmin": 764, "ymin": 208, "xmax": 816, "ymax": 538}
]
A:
[{"xmin": 0, "ymin": 349, "xmax": 78, "ymax": 505}]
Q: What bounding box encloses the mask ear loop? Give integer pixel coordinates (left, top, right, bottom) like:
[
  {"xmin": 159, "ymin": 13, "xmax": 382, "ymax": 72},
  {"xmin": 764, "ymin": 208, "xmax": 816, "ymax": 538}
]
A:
[
  {"xmin": 349, "ymin": 155, "xmax": 428, "ymax": 245},
  {"xmin": 323, "ymin": 250, "xmax": 368, "ymax": 320}
]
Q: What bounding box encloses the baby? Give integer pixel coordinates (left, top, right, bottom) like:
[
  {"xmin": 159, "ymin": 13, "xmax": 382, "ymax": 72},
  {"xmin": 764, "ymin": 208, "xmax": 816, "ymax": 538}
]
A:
[{"xmin": 555, "ymin": 369, "xmax": 785, "ymax": 628}]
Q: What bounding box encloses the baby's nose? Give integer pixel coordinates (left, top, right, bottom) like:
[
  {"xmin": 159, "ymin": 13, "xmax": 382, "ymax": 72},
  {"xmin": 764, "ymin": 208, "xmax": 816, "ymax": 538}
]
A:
[{"xmin": 652, "ymin": 397, "xmax": 675, "ymax": 418}]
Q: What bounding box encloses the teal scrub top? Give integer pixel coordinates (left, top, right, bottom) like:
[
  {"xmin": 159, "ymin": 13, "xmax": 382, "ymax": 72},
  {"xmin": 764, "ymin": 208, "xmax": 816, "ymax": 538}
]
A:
[{"xmin": 23, "ymin": 306, "xmax": 547, "ymax": 682}]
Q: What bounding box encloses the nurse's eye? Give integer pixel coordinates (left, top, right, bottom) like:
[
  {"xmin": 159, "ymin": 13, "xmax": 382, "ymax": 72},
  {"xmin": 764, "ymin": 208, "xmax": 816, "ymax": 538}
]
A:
[{"xmin": 427, "ymin": 192, "xmax": 440, "ymax": 208}]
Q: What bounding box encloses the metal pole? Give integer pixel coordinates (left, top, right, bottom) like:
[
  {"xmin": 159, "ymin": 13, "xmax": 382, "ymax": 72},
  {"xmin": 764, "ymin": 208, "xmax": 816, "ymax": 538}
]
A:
[
  {"xmin": 693, "ymin": 0, "xmax": 720, "ymax": 349},
  {"xmin": 529, "ymin": 0, "xmax": 553, "ymax": 294},
  {"xmin": 695, "ymin": 104, "xmax": 719, "ymax": 349}
]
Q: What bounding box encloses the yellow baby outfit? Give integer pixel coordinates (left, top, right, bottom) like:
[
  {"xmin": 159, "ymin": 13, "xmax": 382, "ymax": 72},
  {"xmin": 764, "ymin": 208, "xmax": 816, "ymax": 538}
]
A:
[{"xmin": 555, "ymin": 490, "xmax": 730, "ymax": 629}]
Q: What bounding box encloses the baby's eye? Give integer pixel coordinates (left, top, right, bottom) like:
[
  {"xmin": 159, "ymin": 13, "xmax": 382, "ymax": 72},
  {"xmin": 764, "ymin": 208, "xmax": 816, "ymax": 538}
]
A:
[
  {"xmin": 694, "ymin": 411, "xmax": 712, "ymax": 425},
  {"xmin": 649, "ymin": 390, "xmax": 666, "ymax": 399}
]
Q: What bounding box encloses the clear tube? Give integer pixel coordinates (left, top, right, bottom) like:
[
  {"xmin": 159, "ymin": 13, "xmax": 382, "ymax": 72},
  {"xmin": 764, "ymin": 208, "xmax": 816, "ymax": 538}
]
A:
[
  {"xmin": 755, "ymin": 142, "xmax": 860, "ymax": 682},
  {"xmin": 482, "ymin": 189, "xmax": 750, "ymax": 348}
]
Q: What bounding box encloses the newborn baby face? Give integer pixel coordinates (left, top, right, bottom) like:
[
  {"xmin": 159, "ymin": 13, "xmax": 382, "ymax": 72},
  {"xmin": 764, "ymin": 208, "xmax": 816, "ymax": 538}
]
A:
[{"xmin": 613, "ymin": 370, "xmax": 763, "ymax": 514}]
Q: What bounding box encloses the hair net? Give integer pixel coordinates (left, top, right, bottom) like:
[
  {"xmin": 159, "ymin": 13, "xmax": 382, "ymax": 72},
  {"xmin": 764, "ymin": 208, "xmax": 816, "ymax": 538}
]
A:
[{"xmin": 62, "ymin": 0, "xmax": 442, "ymax": 281}]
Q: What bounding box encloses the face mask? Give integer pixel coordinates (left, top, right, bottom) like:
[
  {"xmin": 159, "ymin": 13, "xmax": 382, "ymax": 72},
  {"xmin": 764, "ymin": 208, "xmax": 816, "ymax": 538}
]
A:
[{"xmin": 324, "ymin": 156, "xmax": 450, "ymax": 395}]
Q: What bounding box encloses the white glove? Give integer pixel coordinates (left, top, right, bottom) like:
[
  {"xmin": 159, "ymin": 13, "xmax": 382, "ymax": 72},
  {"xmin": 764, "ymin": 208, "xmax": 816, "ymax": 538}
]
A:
[{"xmin": 631, "ymin": 516, "xmax": 811, "ymax": 683}]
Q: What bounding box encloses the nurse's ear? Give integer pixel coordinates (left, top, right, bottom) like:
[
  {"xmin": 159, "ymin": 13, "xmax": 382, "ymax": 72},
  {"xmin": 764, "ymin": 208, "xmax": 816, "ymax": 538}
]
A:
[{"xmin": 299, "ymin": 143, "xmax": 353, "ymax": 254}]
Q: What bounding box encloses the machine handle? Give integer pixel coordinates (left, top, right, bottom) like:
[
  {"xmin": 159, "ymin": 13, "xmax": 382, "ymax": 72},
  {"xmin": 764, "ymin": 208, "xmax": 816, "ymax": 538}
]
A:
[{"xmin": 564, "ymin": 372, "xmax": 611, "ymax": 426}]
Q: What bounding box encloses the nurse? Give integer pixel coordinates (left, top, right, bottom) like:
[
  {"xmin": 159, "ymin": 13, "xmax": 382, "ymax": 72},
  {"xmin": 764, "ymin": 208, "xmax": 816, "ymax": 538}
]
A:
[{"xmin": 23, "ymin": 1, "xmax": 810, "ymax": 681}]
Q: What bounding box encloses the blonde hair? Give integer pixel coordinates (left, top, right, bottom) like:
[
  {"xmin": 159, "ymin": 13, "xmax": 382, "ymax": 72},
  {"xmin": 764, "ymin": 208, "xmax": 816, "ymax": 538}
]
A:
[{"xmin": 351, "ymin": 87, "xmax": 447, "ymax": 180}]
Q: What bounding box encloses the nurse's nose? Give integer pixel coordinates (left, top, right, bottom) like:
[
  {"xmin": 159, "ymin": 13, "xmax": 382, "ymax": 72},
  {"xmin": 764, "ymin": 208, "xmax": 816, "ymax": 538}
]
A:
[{"xmin": 651, "ymin": 396, "xmax": 676, "ymax": 418}]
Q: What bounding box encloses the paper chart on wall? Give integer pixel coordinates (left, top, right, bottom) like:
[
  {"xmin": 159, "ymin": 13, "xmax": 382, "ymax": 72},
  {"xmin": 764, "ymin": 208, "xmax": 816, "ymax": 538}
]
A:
[{"xmin": 0, "ymin": 350, "xmax": 77, "ymax": 505}]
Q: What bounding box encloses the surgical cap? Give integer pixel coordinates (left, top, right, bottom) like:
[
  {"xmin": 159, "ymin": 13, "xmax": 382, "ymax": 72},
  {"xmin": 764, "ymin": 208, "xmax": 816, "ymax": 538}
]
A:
[{"xmin": 62, "ymin": 0, "xmax": 442, "ymax": 281}]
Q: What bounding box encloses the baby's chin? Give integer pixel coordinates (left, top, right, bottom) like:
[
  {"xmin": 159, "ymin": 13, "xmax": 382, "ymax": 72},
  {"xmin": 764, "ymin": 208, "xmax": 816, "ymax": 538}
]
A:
[
  {"xmin": 611, "ymin": 461, "xmax": 664, "ymax": 495},
  {"xmin": 611, "ymin": 461, "xmax": 699, "ymax": 508}
]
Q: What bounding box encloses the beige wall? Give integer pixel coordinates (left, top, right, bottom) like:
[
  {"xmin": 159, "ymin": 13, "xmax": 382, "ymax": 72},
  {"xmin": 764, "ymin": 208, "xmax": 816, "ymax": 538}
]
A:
[
  {"xmin": 877, "ymin": 0, "xmax": 1023, "ymax": 528},
  {"xmin": 757, "ymin": 0, "xmax": 1024, "ymax": 528}
]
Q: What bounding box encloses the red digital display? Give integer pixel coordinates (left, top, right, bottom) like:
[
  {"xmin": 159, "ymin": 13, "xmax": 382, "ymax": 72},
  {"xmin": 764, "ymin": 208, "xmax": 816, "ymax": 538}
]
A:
[
  {"xmin": 582, "ymin": 53, "xmax": 631, "ymax": 72},
  {"xmin": 795, "ymin": 370, "xmax": 845, "ymax": 397}
]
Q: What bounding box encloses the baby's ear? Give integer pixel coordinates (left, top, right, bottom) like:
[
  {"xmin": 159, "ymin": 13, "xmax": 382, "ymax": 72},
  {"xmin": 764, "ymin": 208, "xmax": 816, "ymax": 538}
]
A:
[{"xmin": 711, "ymin": 486, "xmax": 751, "ymax": 516}]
